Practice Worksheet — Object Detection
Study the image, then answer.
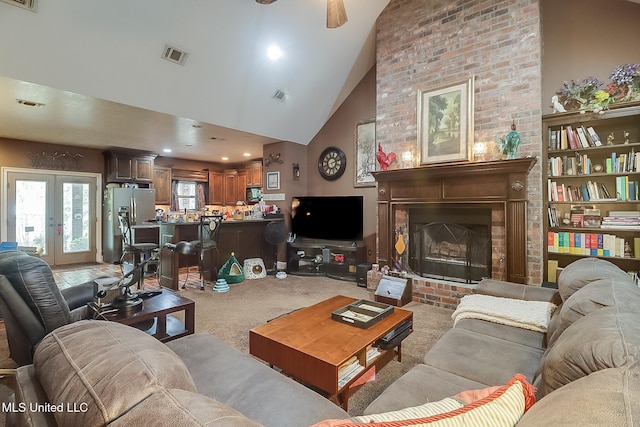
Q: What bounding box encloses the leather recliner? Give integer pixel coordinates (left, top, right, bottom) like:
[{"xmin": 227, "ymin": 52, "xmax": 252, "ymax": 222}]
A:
[{"xmin": 0, "ymin": 250, "xmax": 95, "ymax": 366}]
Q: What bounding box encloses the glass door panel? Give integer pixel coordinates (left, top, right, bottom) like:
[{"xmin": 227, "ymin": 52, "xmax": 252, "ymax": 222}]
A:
[
  {"xmin": 7, "ymin": 171, "xmax": 97, "ymax": 266},
  {"xmin": 54, "ymin": 176, "xmax": 95, "ymax": 264}
]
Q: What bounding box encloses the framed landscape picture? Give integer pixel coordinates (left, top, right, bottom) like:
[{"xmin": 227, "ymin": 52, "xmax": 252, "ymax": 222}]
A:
[
  {"xmin": 417, "ymin": 77, "xmax": 474, "ymax": 165},
  {"xmin": 354, "ymin": 119, "xmax": 376, "ymax": 187}
]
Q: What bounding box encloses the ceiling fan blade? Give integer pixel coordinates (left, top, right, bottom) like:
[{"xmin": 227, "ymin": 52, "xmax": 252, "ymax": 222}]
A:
[{"xmin": 327, "ymin": 0, "xmax": 348, "ymax": 28}]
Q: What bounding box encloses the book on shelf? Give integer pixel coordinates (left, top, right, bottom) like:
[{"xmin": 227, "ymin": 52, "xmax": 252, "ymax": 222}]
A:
[
  {"xmin": 586, "ymin": 126, "xmax": 602, "ymax": 146},
  {"xmin": 547, "ymin": 259, "xmax": 559, "ymax": 283},
  {"xmin": 576, "ymin": 126, "xmax": 591, "ymax": 148}
]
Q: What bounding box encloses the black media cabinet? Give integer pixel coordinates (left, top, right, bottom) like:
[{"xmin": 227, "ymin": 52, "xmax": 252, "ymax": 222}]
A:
[{"xmin": 287, "ymin": 239, "xmax": 366, "ymax": 282}]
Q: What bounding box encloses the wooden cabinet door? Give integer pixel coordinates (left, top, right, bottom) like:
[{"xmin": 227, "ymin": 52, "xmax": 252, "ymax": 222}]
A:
[
  {"xmin": 110, "ymin": 154, "xmax": 135, "ymax": 181},
  {"xmin": 237, "ymin": 170, "xmax": 247, "ymax": 204},
  {"xmin": 247, "ymin": 161, "xmax": 262, "ymax": 186},
  {"xmin": 153, "ymin": 166, "xmax": 171, "ymax": 204},
  {"xmin": 208, "ymin": 171, "xmax": 223, "ymax": 205},
  {"xmin": 223, "ymin": 170, "xmax": 237, "ymax": 205},
  {"xmin": 135, "ymin": 157, "xmax": 154, "ymax": 182}
]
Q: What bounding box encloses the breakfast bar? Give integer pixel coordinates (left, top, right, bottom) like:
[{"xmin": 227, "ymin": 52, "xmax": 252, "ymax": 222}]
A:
[{"xmin": 158, "ymin": 219, "xmax": 283, "ymax": 290}]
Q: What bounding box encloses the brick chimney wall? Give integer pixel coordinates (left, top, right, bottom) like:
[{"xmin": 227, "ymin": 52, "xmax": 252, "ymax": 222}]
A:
[{"xmin": 375, "ymin": 0, "xmax": 544, "ymax": 285}]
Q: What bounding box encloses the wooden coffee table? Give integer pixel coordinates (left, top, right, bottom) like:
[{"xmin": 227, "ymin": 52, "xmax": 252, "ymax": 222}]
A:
[
  {"xmin": 249, "ymin": 295, "xmax": 413, "ymax": 410},
  {"xmin": 94, "ymin": 289, "xmax": 195, "ymax": 342}
]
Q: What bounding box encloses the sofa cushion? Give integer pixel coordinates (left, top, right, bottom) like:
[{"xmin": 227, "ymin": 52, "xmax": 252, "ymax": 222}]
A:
[
  {"xmin": 34, "ymin": 320, "xmax": 197, "ymax": 427},
  {"xmin": 455, "ymin": 319, "xmax": 546, "ymax": 350},
  {"xmin": 166, "ymin": 332, "xmax": 349, "ymax": 427},
  {"xmin": 518, "ymin": 363, "xmax": 640, "ymax": 426},
  {"xmin": 422, "ymin": 328, "xmax": 544, "ymax": 386},
  {"xmin": 313, "ymin": 374, "xmax": 535, "ymax": 427},
  {"xmin": 539, "ymin": 306, "xmax": 640, "ymax": 396},
  {"xmin": 556, "ymin": 257, "xmax": 632, "ymax": 301},
  {"xmin": 109, "ymin": 388, "xmax": 264, "ymax": 426},
  {"xmin": 363, "ymin": 364, "xmax": 488, "ymax": 415},
  {"xmin": 546, "ymin": 277, "xmax": 640, "ymax": 347}
]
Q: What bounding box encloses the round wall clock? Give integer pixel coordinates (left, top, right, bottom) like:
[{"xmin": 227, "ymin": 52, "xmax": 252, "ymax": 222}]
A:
[{"xmin": 318, "ymin": 146, "xmax": 346, "ymax": 180}]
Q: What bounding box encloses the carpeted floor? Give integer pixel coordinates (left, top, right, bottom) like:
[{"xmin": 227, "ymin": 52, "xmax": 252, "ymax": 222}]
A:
[{"xmin": 0, "ymin": 265, "xmax": 455, "ymax": 418}]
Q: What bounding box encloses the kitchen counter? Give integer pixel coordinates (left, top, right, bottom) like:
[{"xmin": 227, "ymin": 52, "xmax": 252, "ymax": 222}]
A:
[{"xmin": 157, "ymin": 219, "xmax": 284, "ymax": 290}]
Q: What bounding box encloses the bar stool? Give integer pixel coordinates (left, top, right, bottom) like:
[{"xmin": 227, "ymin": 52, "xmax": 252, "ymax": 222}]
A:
[
  {"xmin": 118, "ymin": 211, "xmax": 158, "ymax": 289},
  {"xmin": 187, "ymin": 215, "xmax": 223, "ymax": 290}
]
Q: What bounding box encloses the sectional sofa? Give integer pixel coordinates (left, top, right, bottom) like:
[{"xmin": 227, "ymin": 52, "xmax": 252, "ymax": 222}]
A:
[
  {"xmin": 362, "ymin": 257, "xmax": 640, "ymax": 425},
  {"xmin": 7, "ymin": 257, "xmax": 640, "ymax": 426}
]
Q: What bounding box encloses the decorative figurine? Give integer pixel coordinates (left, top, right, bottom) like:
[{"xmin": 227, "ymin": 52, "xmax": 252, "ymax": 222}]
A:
[
  {"xmin": 376, "ymin": 143, "xmax": 397, "ymax": 170},
  {"xmin": 607, "ymin": 132, "xmax": 615, "ymax": 145},
  {"xmin": 551, "ymin": 95, "xmax": 566, "ymax": 113},
  {"xmin": 496, "ymin": 121, "xmax": 521, "ymax": 159},
  {"xmin": 624, "ymin": 131, "xmax": 630, "ymax": 144}
]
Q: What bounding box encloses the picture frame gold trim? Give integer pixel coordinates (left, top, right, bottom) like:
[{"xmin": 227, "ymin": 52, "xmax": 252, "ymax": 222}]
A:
[
  {"xmin": 417, "ymin": 76, "xmax": 474, "ymax": 165},
  {"xmin": 354, "ymin": 118, "xmax": 376, "ymax": 187}
]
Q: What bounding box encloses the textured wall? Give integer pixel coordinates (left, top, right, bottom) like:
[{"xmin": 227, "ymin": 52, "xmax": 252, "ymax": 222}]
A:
[{"xmin": 376, "ymin": 0, "xmax": 543, "ymax": 284}]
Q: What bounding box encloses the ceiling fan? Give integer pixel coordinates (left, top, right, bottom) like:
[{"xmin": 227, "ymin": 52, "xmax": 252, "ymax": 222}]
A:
[{"xmin": 255, "ymin": 0, "xmax": 348, "ymax": 28}]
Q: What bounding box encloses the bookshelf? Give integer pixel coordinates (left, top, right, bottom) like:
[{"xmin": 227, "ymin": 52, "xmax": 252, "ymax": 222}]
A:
[{"xmin": 543, "ymin": 102, "xmax": 640, "ymax": 284}]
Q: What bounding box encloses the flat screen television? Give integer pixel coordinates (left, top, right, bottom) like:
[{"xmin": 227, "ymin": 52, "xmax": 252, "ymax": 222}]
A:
[{"xmin": 291, "ymin": 196, "xmax": 363, "ymax": 242}]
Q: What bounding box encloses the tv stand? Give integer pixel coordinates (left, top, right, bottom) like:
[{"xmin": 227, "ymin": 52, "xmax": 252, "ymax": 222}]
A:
[{"xmin": 287, "ymin": 239, "xmax": 366, "ymax": 282}]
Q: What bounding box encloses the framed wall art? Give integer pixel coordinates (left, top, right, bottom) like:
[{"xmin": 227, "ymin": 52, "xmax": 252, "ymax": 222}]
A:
[
  {"xmin": 354, "ymin": 119, "xmax": 376, "ymax": 187},
  {"xmin": 417, "ymin": 76, "xmax": 474, "ymax": 165},
  {"xmin": 266, "ymin": 171, "xmax": 280, "ymax": 190}
]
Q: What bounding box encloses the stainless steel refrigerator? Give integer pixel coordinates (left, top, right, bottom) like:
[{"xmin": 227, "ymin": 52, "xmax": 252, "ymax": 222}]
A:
[{"xmin": 103, "ymin": 187, "xmax": 156, "ymax": 263}]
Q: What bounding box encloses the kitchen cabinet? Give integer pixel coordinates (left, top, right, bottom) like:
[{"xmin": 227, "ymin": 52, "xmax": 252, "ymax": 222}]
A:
[
  {"xmin": 208, "ymin": 171, "xmax": 223, "ymax": 205},
  {"xmin": 543, "ymin": 102, "xmax": 640, "ymax": 283},
  {"xmin": 237, "ymin": 170, "xmax": 248, "ymax": 204},
  {"xmin": 153, "ymin": 166, "xmax": 172, "ymax": 204},
  {"xmin": 223, "ymin": 169, "xmax": 238, "ymax": 205},
  {"xmin": 246, "ymin": 161, "xmax": 263, "ymax": 187},
  {"xmin": 105, "ymin": 151, "xmax": 155, "ymax": 183}
]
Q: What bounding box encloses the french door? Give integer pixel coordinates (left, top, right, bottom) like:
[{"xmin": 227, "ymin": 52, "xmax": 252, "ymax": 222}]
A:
[{"xmin": 6, "ymin": 171, "xmax": 97, "ymax": 266}]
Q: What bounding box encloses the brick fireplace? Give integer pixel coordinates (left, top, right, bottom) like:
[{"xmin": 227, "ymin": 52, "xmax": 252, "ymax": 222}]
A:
[{"xmin": 372, "ymin": 158, "xmax": 536, "ymax": 307}]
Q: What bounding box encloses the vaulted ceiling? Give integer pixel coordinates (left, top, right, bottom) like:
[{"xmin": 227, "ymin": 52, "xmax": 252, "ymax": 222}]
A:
[{"xmin": 0, "ymin": 0, "xmax": 390, "ymax": 162}]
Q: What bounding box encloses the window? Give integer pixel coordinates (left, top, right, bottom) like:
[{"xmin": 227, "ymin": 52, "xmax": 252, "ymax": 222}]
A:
[{"xmin": 176, "ymin": 181, "xmax": 197, "ymax": 210}]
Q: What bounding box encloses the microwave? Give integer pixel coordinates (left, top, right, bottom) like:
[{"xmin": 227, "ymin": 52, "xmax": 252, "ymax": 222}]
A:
[{"xmin": 246, "ymin": 187, "xmax": 262, "ymax": 203}]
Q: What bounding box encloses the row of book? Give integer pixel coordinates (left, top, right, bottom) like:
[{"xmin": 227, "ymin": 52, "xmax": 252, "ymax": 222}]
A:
[
  {"xmin": 601, "ymin": 211, "xmax": 640, "ymax": 229},
  {"xmin": 548, "ymin": 178, "xmax": 639, "ymax": 202},
  {"xmin": 547, "ymin": 231, "xmax": 631, "ymax": 257},
  {"xmin": 549, "ymin": 125, "xmax": 602, "ymax": 151},
  {"xmin": 548, "ymin": 149, "xmax": 640, "ymax": 177},
  {"xmin": 337, "ymin": 355, "xmax": 365, "ymax": 387}
]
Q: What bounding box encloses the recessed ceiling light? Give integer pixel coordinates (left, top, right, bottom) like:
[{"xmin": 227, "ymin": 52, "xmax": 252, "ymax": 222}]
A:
[
  {"xmin": 243, "ymin": 153, "xmax": 251, "ymax": 157},
  {"xmin": 267, "ymin": 45, "xmax": 283, "ymax": 60},
  {"xmin": 221, "ymin": 156, "xmax": 229, "ymax": 161},
  {"xmin": 163, "ymin": 148, "xmax": 172, "ymax": 153}
]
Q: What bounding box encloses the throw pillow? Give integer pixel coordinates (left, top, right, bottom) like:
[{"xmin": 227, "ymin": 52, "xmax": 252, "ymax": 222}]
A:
[{"xmin": 311, "ymin": 374, "xmax": 535, "ymax": 427}]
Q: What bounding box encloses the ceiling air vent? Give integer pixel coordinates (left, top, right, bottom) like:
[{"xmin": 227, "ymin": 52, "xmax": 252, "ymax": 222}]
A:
[
  {"xmin": 272, "ymin": 89, "xmax": 286, "ymax": 102},
  {"xmin": 1, "ymin": 0, "xmax": 37, "ymax": 11},
  {"xmin": 162, "ymin": 44, "xmax": 188, "ymax": 65}
]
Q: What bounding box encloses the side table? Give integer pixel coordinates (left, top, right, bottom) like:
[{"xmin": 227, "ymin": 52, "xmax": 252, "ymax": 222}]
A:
[{"xmin": 91, "ymin": 289, "xmax": 195, "ymax": 342}]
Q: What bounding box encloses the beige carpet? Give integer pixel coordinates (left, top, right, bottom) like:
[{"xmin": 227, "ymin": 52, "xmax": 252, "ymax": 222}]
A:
[{"xmin": 0, "ymin": 271, "xmax": 454, "ymax": 418}]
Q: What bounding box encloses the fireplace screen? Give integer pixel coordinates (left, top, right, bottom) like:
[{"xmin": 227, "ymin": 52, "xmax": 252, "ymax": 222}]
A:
[{"xmin": 412, "ymin": 222, "xmax": 490, "ymax": 283}]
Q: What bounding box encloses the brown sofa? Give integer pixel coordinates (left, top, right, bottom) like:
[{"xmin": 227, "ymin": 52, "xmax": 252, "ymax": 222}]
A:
[
  {"xmin": 9, "ymin": 320, "xmax": 349, "ymax": 427},
  {"xmin": 363, "ymin": 257, "xmax": 640, "ymax": 424}
]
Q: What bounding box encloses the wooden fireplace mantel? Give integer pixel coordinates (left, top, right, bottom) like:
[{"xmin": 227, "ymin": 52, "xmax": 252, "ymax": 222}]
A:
[{"xmin": 372, "ymin": 157, "xmax": 537, "ymax": 284}]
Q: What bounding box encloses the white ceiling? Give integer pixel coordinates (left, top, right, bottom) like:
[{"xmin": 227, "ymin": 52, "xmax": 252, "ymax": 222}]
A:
[{"xmin": 0, "ymin": 0, "xmax": 390, "ymax": 162}]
